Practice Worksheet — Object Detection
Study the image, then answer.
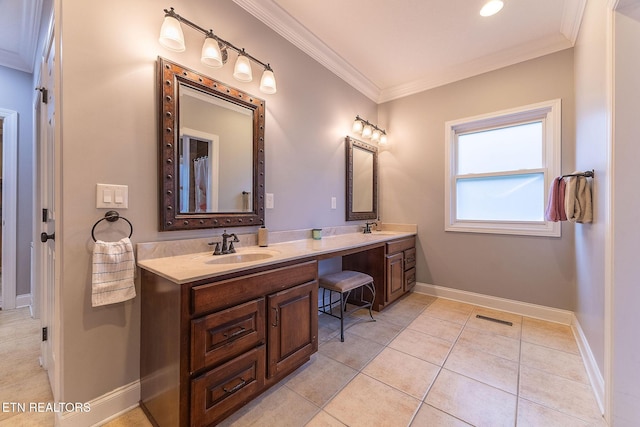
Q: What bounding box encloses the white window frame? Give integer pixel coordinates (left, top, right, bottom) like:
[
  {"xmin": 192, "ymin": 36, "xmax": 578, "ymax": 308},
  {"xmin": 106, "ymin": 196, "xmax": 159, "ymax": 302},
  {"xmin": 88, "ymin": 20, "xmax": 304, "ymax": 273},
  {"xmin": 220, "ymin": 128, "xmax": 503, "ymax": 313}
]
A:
[{"xmin": 444, "ymin": 99, "xmax": 561, "ymax": 237}]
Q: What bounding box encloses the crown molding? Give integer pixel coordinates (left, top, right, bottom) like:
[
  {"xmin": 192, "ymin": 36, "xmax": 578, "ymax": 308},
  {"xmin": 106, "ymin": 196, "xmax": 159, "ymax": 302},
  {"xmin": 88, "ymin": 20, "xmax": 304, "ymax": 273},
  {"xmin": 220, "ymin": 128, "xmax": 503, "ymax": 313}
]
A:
[
  {"xmin": 233, "ymin": 0, "xmax": 381, "ymax": 102},
  {"xmin": 235, "ymin": 0, "xmax": 585, "ymax": 104},
  {"xmin": 0, "ymin": 0, "xmax": 43, "ymax": 73}
]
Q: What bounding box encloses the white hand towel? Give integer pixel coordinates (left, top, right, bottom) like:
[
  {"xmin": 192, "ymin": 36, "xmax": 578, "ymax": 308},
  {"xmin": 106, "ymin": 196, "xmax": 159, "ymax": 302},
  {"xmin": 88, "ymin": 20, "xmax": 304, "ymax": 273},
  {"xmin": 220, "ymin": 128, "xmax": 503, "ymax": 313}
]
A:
[{"xmin": 92, "ymin": 237, "xmax": 136, "ymax": 307}]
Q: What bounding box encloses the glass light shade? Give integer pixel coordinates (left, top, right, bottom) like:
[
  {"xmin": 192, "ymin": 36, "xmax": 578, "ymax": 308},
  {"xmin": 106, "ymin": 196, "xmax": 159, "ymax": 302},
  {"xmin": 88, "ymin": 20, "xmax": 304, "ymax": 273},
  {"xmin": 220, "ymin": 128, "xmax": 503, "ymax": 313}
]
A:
[
  {"xmin": 380, "ymin": 133, "xmax": 388, "ymax": 145},
  {"xmin": 352, "ymin": 119, "xmax": 364, "ymax": 133},
  {"xmin": 372, "ymin": 129, "xmax": 381, "ymax": 142},
  {"xmin": 233, "ymin": 55, "xmax": 253, "ymax": 82},
  {"xmin": 201, "ymin": 37, "xmax": 223, "ymax": 68},
  {"xmin": 362, "ymin": 125, "xmax": 373, "ymax": 139},
  {"xmin": 480, "ymin": 0, "xmax": 504, "ymax": 17},
  {"xmin": 159, "ymin": 15, "xmax": 185, "ymax": 52},
  {"xmin": 259, "ymin": 69, "xmax": 277, "ymax": 94}
]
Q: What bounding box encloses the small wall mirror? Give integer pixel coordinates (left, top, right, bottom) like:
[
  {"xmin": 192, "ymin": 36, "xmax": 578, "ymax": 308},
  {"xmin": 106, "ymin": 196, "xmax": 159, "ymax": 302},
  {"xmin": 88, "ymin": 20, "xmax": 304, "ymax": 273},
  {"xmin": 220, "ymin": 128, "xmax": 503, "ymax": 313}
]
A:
[
  {"xmin": 346, "ymin": 136, "xmax": 378, "ymax": 221},
  {"xmin": 158, "ymin": 57, "xmax": 265, "ymax": 231}
]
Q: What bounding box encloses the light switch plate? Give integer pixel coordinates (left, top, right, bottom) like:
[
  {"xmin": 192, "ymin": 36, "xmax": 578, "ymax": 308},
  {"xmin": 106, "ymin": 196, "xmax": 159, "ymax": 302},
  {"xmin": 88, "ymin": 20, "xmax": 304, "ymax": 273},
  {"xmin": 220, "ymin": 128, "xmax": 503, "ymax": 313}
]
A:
[
  {"xmin": 97, "ymin": 183, "xmax": 128, "ymax": 209},
  {"xmin": 331, "ymin": 197, "xmax": 337, "ymax": 209},
  {"xmin": 265, "ymin": 193, "xmax": 274, "ymax": 209}
]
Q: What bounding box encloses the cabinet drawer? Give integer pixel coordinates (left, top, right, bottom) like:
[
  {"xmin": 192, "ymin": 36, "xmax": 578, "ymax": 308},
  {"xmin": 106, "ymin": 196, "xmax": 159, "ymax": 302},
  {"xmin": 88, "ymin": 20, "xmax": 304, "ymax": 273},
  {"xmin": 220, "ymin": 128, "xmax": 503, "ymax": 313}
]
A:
[
  {"xmin": 192, "ymin": 260, "xmax": 318, "ymax": 315},
  {"xmin": 191, "ymin": 298, "xmax": 265, "ymax": 373},
  {"xmin": 191, "ymin": 346, "xmax": 265, "ymax": 427},
  {"xmin": 404, "ymin": 267, "xmax": 416, "ymax": 292},
  {"xmin": 387, "ymin": 237, "xmax": 415, "ymax": 254},
  {"xmin": 404, "ymin": 247, "xmax": 416, "ymax": 270}
]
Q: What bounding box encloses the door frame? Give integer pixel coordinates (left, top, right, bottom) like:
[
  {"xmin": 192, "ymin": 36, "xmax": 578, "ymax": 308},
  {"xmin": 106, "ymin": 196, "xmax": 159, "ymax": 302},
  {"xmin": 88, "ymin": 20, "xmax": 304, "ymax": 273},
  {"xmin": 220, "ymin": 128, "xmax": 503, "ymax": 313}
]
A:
[{"xmin": 0, "ymin": 108, "xmax": 18, "ymax": 310}]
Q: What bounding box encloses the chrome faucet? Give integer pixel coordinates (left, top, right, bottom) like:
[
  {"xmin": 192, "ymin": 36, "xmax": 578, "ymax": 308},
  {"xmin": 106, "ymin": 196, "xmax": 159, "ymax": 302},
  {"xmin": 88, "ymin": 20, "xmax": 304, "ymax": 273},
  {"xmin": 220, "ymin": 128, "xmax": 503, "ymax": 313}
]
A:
[
  {"xmin": 208, "ymin": 230, "xmax": 240, "ymax": 255},
  {"xmin": 363, "ymin": 222, "xmax": 377, "ymax": 234}
]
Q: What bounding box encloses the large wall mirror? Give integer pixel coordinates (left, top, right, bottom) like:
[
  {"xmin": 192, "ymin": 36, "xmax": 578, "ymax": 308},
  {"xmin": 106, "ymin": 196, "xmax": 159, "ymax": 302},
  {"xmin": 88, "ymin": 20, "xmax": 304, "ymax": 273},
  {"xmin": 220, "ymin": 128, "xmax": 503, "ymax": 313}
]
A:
[
  {"xmin": 346, "ymin": 136, "xmax": 378, "ymax": 221},
  {"xmin": 158, "ymin": 57, "xmax": 265, "ymax": 231}
]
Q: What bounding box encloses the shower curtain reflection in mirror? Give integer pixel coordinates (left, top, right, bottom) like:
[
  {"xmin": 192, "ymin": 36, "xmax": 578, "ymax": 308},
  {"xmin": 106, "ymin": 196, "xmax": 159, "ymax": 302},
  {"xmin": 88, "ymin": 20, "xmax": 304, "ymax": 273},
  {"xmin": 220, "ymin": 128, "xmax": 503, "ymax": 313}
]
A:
[{"xmin": 179, "ymin": 129, "xmax": 219, "ymax": 213}]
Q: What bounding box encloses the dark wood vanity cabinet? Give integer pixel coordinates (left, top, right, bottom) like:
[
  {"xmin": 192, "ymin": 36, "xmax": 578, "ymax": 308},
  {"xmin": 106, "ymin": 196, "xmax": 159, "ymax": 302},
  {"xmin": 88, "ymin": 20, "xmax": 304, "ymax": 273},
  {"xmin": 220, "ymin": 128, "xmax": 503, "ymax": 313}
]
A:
[
  {"xmin": 343, "ymin": 236, "xmax": 416, "ymax": 311},
  {"xmin": 140, "ymin": 260, "xmax": 318, "ymax": 427}
]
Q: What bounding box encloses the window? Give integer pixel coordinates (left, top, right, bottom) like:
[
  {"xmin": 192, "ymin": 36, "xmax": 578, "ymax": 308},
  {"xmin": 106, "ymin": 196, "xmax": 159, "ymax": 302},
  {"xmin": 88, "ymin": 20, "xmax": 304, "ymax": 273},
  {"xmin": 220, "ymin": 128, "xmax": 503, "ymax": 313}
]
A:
[{"xmin": 445, "ymin": 99, "xmax": 561, "ymax": 237}]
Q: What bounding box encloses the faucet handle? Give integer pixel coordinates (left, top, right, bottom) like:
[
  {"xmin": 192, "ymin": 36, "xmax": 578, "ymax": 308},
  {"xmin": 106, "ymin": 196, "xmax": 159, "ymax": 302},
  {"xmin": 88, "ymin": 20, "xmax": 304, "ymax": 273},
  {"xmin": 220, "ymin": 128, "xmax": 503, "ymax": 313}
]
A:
[
  {"xmin": 228, "ymin": 242, "xmax": 236, "ymax": 253},
  {"xmin": 209, "ymin": 242, "xmax": 221, "ymax": 255}
]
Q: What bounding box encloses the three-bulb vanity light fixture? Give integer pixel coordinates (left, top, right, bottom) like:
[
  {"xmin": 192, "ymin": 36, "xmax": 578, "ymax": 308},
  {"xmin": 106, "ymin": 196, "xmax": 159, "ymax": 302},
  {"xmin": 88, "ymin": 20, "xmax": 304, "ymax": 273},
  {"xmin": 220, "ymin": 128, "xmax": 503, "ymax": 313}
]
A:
[
  {"xmin": 352, "ymin": 116, "xmax": 388, "ymax": 144},
  {"xmin": 159, "ymin": 7, "xmax": 277, "ymax": 94}
]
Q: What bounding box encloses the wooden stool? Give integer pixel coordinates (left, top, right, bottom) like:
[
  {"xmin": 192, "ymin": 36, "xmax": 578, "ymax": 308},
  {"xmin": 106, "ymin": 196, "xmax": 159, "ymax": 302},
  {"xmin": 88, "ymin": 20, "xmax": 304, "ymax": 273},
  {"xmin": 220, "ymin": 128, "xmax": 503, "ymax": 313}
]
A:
[{"xmin": 318, "ymin": 270, "xmax": 376, "ymax": 342}]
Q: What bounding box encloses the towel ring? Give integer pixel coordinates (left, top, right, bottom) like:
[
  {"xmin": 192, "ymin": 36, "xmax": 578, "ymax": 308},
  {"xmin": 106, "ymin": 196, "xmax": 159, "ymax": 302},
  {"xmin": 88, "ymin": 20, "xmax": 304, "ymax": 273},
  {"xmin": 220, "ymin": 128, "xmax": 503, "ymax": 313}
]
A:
[{"xmin": 91, "ymin": 210, "xmax": 133, "ymax": 242}]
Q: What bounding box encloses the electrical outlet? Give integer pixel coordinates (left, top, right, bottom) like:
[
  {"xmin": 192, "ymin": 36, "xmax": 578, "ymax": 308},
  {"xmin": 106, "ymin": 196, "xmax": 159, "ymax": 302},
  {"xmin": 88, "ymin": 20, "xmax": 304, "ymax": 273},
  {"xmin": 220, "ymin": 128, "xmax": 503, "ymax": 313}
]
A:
[
  {"xmin": 331, "ymin": 197, "xmax": 336, "ymax": 209},
  {"xmin": 266, "ymin": 193, "xmax": 274, "ymax": 209}
]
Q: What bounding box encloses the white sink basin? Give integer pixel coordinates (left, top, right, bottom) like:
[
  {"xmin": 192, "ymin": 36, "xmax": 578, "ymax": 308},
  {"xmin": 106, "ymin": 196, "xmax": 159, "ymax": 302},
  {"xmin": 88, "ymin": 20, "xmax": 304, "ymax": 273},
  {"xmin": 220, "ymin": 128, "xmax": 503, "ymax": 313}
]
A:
[{"xmin": 204, "ymin": 250, "xmax": 278, "ymax": 265}]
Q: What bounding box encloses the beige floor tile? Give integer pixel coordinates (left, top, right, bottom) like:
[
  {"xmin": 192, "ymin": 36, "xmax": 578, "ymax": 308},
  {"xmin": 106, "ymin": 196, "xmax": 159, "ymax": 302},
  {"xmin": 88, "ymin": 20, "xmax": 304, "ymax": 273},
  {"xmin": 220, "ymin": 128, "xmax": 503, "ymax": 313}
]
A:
[
  {"xmin": 102, "ymin": 407, "xmax": 153, "ymax": 427},
  {"xmin": 401, "ymin": 292, "xmax": 437, "ymax": 306},
  {"xmin": 324, "ymin": 374, "xmax": 421, "ymax": 427},
  {"xmin": 284, "ymin": 353, "xmax": 357, "ymax": 406},
  {"xmin": 305, "ymin": 410, "xmax": 347, "ymax": 426},
  {"xmin": 423, "ymin": 300, "xmax": 473, "ymax": 324},
  {"xmin": 344, "ymin": 317, "xmax": 402, "ymax": 345},
  {"xmin": 455, "ymin": 327, "xmax": 520, "ymax": 362},
  {"xmin": 319, "ymin": 332, "xmax": 384, "ymax": 370},
  {"xmin": 516, "ymin": 398, "xmax": 598, "ymax": 427},
  {"xmin": 444, "ymin": 345, "xmax": 519, "ymax": 394},
  {"xmin": 465, "ymin": 308, "xmax": 522, "ymax": 340},
  {"xmin": 425, "ymin": 369, "xmax": 516, "ymax": 427},
  {"xmin": 520, "ymin": 341, "xmax": 589, "ymax": 384},
  {"xmin": 362, "ymin": 347, "xmax": 440, "ymax": 399},
  {"xmin": 0, "ymin": 410, "xmax": 55, "ymax": 426},
  {"xmin": 406, "ymin": 313, "xmax": 463, "ymax": 342},
  {"xmin": 519, "ymin": 365, "xmax": 602, "ymax": 423},
  {"xmin": 521, "ymin": 317, "xmax": 579, "ymax": 354},
  {"xmin": 410, "ymin": 404, "xmax": 472, "ymax": 426},
  {"xmin": 218, "ymin": 385, "xmax": 320, "ymax": 426},
  {"xmin": 388, "ymin": 328, "xmax": 453, "ymax": 366},
  {"xmin": 372, "ymin": 300, "xmax": 426, "ymax": 327}
]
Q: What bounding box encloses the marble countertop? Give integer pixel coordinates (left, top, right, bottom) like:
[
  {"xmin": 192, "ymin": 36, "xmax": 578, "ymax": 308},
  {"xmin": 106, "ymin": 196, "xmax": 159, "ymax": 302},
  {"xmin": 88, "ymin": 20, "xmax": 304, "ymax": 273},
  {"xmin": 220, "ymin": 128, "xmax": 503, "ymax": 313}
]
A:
[{"xmin": 137, "ymin": 229, "xmax": 416, "ymax": 285}]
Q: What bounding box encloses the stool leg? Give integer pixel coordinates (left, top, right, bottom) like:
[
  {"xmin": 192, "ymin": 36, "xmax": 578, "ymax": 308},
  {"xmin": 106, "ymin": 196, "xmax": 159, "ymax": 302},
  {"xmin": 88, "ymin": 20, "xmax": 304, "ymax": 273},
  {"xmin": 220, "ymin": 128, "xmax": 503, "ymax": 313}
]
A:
[
  {"xmin": 366, "ymin": 282, "xmax": 376, "ymax": 321},
  {"xmin": 339, "ymin": 291, "xmax": 345, "ymax": 342}
]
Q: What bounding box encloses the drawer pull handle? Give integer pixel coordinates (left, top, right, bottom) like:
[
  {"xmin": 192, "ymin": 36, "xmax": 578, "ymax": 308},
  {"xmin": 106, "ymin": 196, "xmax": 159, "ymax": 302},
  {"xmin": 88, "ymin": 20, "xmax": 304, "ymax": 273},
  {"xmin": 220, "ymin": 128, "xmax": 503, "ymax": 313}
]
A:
[
  {"xmin": 223, "ymin": 378, "xmax": 246, "ymax": 394},
  {"xmin": 223, "ymin": 327, "xmax": 246, "ymax": 340},
  {"xmin": 271, "ymin": 307, "xmax": 279, "ymax": 327}
]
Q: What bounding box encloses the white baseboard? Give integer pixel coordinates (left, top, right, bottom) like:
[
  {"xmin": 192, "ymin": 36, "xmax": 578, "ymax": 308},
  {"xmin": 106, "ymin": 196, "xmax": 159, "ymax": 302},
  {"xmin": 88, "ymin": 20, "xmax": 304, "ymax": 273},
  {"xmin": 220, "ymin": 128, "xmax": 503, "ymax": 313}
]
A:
[
  {"xmin": 56, "ymin": 380, "xmax": 140, "ymax": 427},
  {"xmin": 16, "ymin": 293, "xmax": 32, "ymax": 308},
  {"xmin": 572, "ymin": 315, "xmax": 605, "ymax": 414},
  {"xmin": 415, "ymin": 282, "xmax": 574, "ymax": 324}
]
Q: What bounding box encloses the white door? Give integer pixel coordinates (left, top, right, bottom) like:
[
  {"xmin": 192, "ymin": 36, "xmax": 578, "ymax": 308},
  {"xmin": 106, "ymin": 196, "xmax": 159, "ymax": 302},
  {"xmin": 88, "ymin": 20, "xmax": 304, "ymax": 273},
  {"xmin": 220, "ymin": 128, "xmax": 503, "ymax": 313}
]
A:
[{"xmin": 38, "ymin": 29, "xmax": 58, "ymax": 399}]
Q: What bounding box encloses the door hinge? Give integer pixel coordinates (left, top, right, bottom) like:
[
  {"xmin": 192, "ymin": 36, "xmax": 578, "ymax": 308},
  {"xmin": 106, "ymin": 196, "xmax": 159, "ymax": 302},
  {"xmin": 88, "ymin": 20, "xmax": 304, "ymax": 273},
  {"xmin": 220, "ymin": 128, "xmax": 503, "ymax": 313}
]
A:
[
  {"xmin": 42, "ymin": 209, "xmax": 48, "ymax": 223},
  {"xmin": 35, "ymin": 87, "xmax": 48, "ymax": 104},
  {"xmin": 42, "ymin": 327, "xmax": 48, "ymax": 342}
]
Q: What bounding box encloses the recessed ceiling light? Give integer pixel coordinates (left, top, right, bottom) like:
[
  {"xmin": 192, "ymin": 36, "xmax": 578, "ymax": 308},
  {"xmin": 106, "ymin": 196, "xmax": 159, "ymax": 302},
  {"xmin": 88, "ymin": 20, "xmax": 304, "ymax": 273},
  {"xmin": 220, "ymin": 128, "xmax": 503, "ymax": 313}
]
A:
[{"xmin": 480, "ymin": 0, "xmax": 504, "ymax": 17}]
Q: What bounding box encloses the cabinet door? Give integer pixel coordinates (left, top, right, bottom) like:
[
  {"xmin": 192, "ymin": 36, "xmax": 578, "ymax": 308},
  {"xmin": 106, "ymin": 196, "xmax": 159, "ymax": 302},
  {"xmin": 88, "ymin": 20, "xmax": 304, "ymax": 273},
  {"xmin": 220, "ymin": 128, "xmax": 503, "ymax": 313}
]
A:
[
  {"xmin": 386, "ymin": 252, "xmax": 405, "ymax": 304},
  {"xmin": 267, "ymin": 280, "xmax": 318, "ymax": 378}
]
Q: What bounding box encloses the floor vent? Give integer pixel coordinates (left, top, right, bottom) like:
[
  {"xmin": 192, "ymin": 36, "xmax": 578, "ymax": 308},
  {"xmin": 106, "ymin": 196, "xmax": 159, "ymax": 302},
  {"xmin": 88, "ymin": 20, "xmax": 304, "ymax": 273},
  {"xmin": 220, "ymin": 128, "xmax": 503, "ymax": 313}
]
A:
[{"xmin": 476, "ymin": 314, "xmax": 513, "ymax": 326}]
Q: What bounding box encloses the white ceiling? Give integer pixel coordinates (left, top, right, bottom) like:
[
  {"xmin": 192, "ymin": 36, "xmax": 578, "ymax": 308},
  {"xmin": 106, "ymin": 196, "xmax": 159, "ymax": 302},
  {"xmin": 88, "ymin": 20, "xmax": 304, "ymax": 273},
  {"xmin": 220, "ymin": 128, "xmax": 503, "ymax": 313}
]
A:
[
  {"xmin": 234, "ymin": 0, "xmax": 586, "ymax": 103},
  {"xmin": 0, "ymin": 0, "xmax": 43, "ymax": 73},
  {"xmin": 0, "ymin": 1, "xmax": 586, "ymax": 102}
]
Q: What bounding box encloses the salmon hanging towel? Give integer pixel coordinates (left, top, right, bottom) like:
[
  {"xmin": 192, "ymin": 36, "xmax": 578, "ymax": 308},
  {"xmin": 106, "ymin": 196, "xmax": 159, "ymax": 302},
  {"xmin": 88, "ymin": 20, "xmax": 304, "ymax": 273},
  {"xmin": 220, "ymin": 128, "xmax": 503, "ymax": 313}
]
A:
[
  {"xmin": 91, "ymin": 237, "xmax": 136, "ymax": 307},
  {"xmin": 544, "ymin": 177, "xmax": 567, "ymax": 222}
]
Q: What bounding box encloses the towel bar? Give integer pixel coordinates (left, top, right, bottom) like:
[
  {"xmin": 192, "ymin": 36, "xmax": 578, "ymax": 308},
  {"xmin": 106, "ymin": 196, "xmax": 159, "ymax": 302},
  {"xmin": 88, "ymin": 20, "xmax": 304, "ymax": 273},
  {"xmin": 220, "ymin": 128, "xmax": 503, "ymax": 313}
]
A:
[{"xmin": 91, "ymin": 210, "xmax": 133, "ymax": 242}]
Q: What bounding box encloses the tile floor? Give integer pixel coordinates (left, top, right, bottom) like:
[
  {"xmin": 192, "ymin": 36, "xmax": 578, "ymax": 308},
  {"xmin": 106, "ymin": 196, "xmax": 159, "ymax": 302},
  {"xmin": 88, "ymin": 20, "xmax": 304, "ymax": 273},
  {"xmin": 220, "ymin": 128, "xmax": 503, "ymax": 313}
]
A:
[{"xmin": 1, "ymin": 293, "xmax": 606, "ymax": 426}]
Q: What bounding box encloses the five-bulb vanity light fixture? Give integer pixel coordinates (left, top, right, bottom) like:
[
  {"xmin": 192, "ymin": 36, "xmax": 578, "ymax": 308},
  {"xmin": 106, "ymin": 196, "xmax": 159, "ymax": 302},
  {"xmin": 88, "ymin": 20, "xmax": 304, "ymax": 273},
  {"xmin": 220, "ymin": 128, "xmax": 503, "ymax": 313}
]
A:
[
  {"xmin": 159, "ymin": 7, "xmax": 277, "ymax": 94},
  {"xmin": 352, "ymin": 116, "xmax": 388, "ymax": 144}
]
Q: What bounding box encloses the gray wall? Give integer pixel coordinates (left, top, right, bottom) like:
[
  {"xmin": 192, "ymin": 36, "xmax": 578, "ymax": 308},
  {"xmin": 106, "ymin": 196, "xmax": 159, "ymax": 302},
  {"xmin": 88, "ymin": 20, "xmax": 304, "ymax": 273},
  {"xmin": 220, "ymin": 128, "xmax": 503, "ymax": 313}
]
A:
[
  {"xmin": 612, "ymin": 6, "xmax": 640, "ymax": 424},
  {"xmin": 573, "ymin": 0, "xmax": 610, "ymax": 387},
  {"xmin": 0, "ymin": 65, "xmax": 34, "ymax": 297},
  {"xmin": 378, "ymin": 49, "xmax": 576, "ymax": 309},
  {"xmin": 57, "ymin": 0, "xmax": 375, "ymax": 401}
]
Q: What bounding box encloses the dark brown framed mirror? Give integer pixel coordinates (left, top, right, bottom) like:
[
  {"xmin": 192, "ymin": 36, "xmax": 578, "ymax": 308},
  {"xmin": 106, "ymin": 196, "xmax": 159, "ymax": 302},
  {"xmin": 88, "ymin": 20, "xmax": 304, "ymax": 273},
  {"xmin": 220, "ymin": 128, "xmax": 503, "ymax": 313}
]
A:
[
  {"xmin": 346, "ymin": 136, "xmax": 378, "ymax": 221},
  {"xmin": 158, "ymin": 57, "xmax": 265, "ymax": 231}
]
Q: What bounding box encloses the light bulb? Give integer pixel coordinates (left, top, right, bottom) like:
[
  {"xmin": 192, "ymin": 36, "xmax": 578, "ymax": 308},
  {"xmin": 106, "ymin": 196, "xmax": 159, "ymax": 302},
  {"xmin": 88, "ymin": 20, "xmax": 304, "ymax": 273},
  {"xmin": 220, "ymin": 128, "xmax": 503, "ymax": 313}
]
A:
[
  {"xmin": 201, "ymin": 37, "xmax": 223, "ymax": 68},
  {"xmin": 372, "ymin": 129, "xmax": 381, "ymax": 142},
  {"xmin": 362, "ymin": 125, "xmax": 373, "ymax": 139},
  {"xmin": 380, "ymin": 133, "xmax": 388, "ymax": 145},
  {"xmin": 480, "ymin": 0, "xmax": 504, "ymax": 17},
  {"xmin": 352, "ymin": 118, "xmax": 363, "ymax": 134},
  {"xmin": 233, "ymin": 55, "xmax": 253, "ymax": 82},
  {"xmin": 159, "ymin": 15, "xmax": 185, "ymax": 52}
]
